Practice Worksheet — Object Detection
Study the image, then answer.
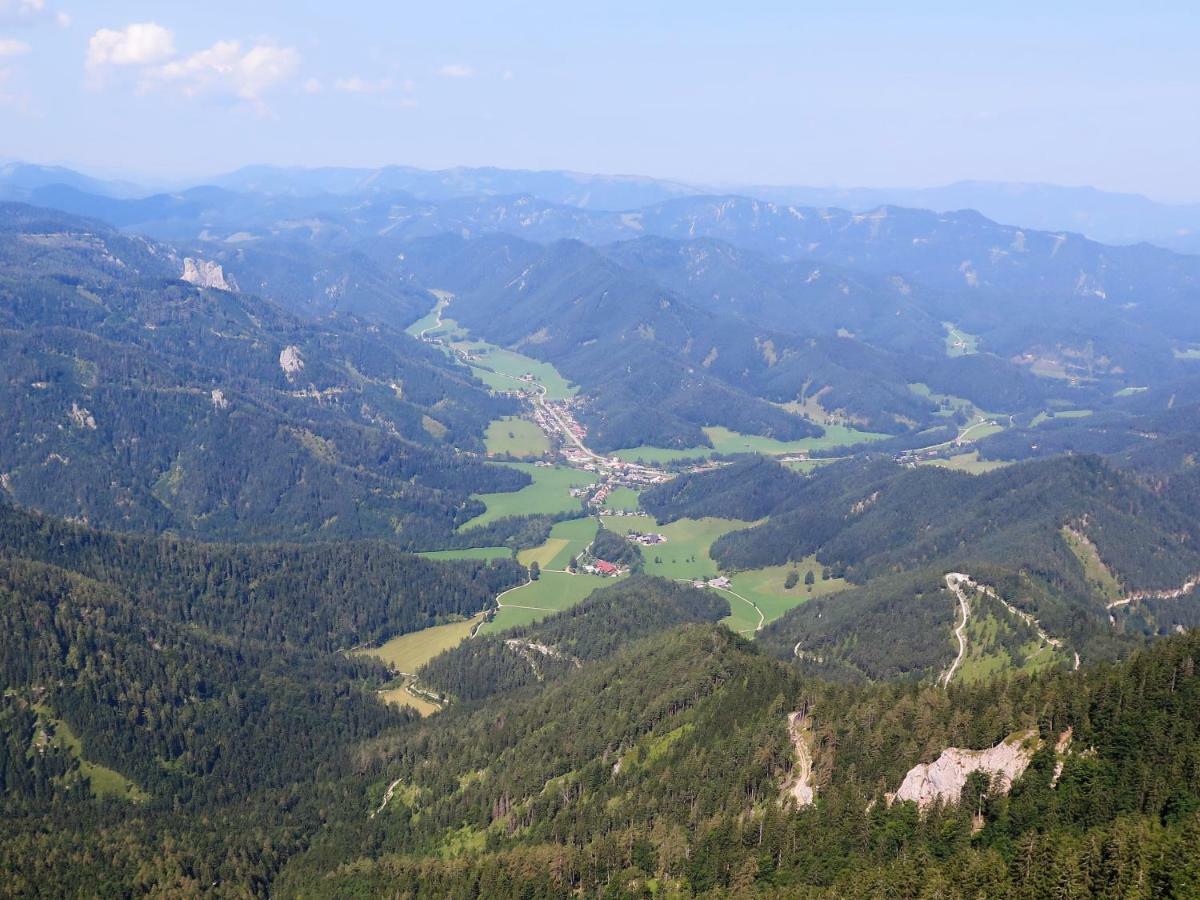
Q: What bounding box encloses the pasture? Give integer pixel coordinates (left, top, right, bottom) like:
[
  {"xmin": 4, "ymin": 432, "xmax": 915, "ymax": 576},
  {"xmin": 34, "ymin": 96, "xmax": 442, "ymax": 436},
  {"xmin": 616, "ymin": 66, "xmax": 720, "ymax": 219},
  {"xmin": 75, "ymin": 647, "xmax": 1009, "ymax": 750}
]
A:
[
  {"xmin": 357, "ymin": 616, "xmax": 482, "ymax": 673},
  {"xmin": 459, "ymin": 463, "xmax": 592, "ymax": 530},
  {"xmin": 485, "ymin": 416, "xmax": 550, "ymax": 458},
  {"xmin": 518, "ymin": 516, "xmax": 598, "ymax": 569},
  {"xmin": 479, "ymin": 571, "xmax": 614, "ymax": 635},
  {"xmin": 417, "ymin": 546, "xmax": 513, "ymax": 561}
]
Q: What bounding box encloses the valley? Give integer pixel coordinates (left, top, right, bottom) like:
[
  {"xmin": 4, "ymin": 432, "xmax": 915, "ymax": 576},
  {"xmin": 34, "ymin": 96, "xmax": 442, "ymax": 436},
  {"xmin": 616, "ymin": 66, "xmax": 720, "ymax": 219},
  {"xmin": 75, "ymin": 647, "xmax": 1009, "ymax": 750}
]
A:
[{"xmin": 5, "ymin": 154, "xmax": 1200, "ymax": 898}]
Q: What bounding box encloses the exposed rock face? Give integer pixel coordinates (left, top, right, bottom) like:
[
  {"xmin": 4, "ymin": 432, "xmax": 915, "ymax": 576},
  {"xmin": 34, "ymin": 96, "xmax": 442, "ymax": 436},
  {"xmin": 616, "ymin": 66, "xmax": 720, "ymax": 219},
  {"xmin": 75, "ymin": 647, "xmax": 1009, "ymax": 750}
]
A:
[
  {"xmin": 181, "ymin": 258, "xmax": 234, "ymax": 291},
  {"xmin": 68, "ymin": 402, "xmax": 97, "ymax": 430},
  {"xmin": 891, "ymin": 730, "xmax": 1037, "ymax": 810},
  {"xmin": 279, "ymin": 345, "xmax": 305, "ymax": 380},
  {"xmin": 782, "ymin": 710, "xmax": 815, "ymax": 807},
  {"xmin": 210, "ymin": 389, "xmax": 230, "ymax": 410}
]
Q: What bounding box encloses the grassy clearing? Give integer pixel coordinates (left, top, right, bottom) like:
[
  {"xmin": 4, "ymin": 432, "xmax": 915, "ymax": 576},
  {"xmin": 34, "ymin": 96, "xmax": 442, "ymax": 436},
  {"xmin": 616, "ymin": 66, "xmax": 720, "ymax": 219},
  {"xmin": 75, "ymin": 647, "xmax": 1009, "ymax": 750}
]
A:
[
  {"xmin": 607, "ymin": 515, "xmax": 749, "ymax": 581},
  {"xmin": 943, "ymin": 322, "xmax": 980, "ymax": 357},
  {"xmin": 479, "ymin": 571, "xmax": 615, "ymax": 635},
  {"xmin": 613, "ymin": 423, "xmax": 886, "ymax": 463},
  {"xmin": 715, "ymin": 589, "xmax": 764, "ymax": 634},
  {"xmin": 955, "ymin": 610, "xmax": 1062, "ymax": 684},
  {"xmin": 909, "ymin": 382, "xmax": 976, "ymax": 417},
  {"xmin": 1114, "ymin": 386, "xmax": 1148, "ymax": 397},
  {"xmin": 727, "ymin": 559, "xmax": 847, "ymax": 625},
  {"xmin": 356, "ymin": 616, "xmax": 482, "ymax": 672},
  {"xmin": 459, "ymin": 463, "xmax": 592, "ymax": 530},
  {"xmin": 518, "ymin": 517, "xmax": 598, "ymax": 569},
  {"xmin": 1032, "ymin": 409, "xmax": 1094, "ymax": 427},
  {"xmin": 784, "ymin": 458, "xmax": 831, "ymax": 473},
  {"xmin": 1174, "ymin": 346, "xmax": 1200, "ymax": 360},
  {"xmin": 378, "ymin": 685, "xmax": 441, "ymax": 716},
  {"xmin": 1062, "ymin": 526, "xmax": 1123, "ymax": 605},
  {"xmin": 603, "ymin": 486, "xmax": 641, "ymax": 512},
  {"xmin": 611, "ymin": 444, "xmax": 712, "ymax": 464},
  {"xmin": 447, "ymin": 326, "xmax": 576, "ymax": 400},
  {"xmin": 404, "ymin": 293, "xmax": 451, "ymax": 336},
  {"xmin": 37, "ymin": 708, "xmax": 147, "ymax": 802},
  {"xmin": 417, "ymin": 547, "xmax": 513, "ymax": 561},
  {"xmin": 485, "ymin": 416, "xmax": 550, "ymax": 458},
  {"xmin": 702, "ymin": 425, "xmax": 888, "ymax": 456},
  {"xmin": 918, "ymin": 451, "xmax": 1010, "ymax": 475}
]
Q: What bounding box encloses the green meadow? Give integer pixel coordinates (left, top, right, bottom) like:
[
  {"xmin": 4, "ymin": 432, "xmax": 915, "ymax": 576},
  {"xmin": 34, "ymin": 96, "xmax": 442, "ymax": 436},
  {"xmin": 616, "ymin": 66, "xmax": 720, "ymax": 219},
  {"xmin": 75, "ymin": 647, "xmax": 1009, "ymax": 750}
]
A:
[
  {"xmin": 416, "ymin": 547, "xmax": 513, "ymax": 561},
  {"xmin": 485, "ymin": 416, "xmax": 550, "ymax": 458},
  {"xmin": 459, "ymin": 463, "xmax": 592, "ymax": 530},
  {"xmin": 517, "ymin": 517, "xmax": 598, "ymax": 569},
  {"xmin": 479, "ymin": 571, "xmax": 615, "ymax": 635}
]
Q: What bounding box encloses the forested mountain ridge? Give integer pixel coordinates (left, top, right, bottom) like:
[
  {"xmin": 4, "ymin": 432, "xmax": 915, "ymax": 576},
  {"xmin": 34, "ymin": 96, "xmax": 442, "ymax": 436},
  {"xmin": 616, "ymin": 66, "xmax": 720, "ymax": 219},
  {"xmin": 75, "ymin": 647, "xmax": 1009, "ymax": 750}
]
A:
[
  {"xmin": 0, "ymin": 500, "xmax": 517, "ymax": 895},
  {"xmin": 271, "ymin": 614, "xmax": 1200, "ymax": 898},
  {"xmin": 0, "ymin": 203, "xmax": 528, "ymax": 544},
  {"xmin": 646, "ymin": 453, "xmax": 1200, "ymax": 677},
  {"xmin": 22, "ymin": 183, "xmax": 1200, "ymax": 397}
]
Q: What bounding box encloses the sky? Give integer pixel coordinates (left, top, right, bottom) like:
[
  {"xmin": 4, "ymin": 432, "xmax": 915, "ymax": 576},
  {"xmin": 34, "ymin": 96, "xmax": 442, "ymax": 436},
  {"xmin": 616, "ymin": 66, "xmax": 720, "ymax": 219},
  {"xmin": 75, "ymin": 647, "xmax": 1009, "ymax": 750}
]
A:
[{"xmin": 1, "ymin": 1, "xmax": 1199, "ymax": 201}]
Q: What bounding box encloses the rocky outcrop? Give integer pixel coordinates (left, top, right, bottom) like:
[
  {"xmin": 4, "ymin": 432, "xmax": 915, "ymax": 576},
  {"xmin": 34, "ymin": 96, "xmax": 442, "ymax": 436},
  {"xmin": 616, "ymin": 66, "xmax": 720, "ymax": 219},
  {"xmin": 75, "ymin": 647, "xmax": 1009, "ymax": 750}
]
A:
[
  {"xmin": 68, "ymin": 402, "xmax": 96, "ymax": 430},
  {"xmin": 181, "ymin": 257, "xmax": 235, "ymax": 291},
  {"xmin": 279, "ymin": 345, "xmax": 305, "ymax": 380},
  {"xmin": 782, "ymin": 710, "xmax": 815, "ymax": 807},
  {"xmin": 890, "ymin": 730, "xmax": 1038, "ymax": 810}
]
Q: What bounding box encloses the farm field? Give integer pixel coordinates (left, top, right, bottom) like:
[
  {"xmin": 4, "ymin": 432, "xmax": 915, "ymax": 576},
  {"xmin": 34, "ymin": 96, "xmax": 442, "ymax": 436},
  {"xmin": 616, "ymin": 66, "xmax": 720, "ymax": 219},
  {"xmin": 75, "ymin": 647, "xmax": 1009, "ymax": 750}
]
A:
[
  {"xmin": 611, "ymin": 444, "xmax": 711, "ymax": 464},
  {"xmin": 603, "ymin": 486, "xmax": 641, "ymax": 512},
  {"xmin": 404, "ymin": 291, "xmax": 451, "ymax": 336},
  {"xmin": 448, "ymin": 330, "xmax": 576, "ymax": 400},
  {"xmin": 479, "ymin": 571, "xmax": 614, "ymax": 635},
  {"xmin": 378, "ymin": 685, "xmax": 441, "ymax": 717},
  {"xmin": 943, "ymin": 322, "xmax": 980, "ymax": 356},
  {"xmin": 459, "ymin": 463, "xmax": 592, "ymax": 530},
  {"xmin": 727, "ymin": 558, "xmax": 848, "ymax": 625},
  {"xmin": 607, "ymin": 515, "xmax": 750, "ymax": 581},
  {"xmin": 485, "ymin": 416, "xmax": 550, "ymax": 458},
  {"xmin": 1032, "ymin": 409, "xmax": 1094, "ymax": 427},
  {"xmin": 517, "ymin": 517, "xmax": 598, "ymax": 569},
  {"xmin": 702, "ymin": 425, "xmax": 888, "ymax": 456},
  {"xmin": 918, "ymin": 451, "xmax": 1010, "ymax": 475},
  {"xmin": 356, "ymin": 615, "xmax": 482, "ymax": 673},
  {"xmin": 713, "ymin": 588, "xmax": 762, "ymax": 634},
  {"xmin": 612, "ymin": 424, "xmax": 887, "ymax": 463},
  {"xmin": 417, "ymin": 546, "xmax": 513, "ymax": 561}
]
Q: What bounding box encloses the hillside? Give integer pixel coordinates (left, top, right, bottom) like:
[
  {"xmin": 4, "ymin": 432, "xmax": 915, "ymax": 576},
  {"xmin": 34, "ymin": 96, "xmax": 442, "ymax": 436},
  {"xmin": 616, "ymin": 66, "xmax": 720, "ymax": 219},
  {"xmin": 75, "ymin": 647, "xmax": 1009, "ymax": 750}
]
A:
[{"xmin": 0, "ymin": 203, "xmax": 527, "ymax": 545}]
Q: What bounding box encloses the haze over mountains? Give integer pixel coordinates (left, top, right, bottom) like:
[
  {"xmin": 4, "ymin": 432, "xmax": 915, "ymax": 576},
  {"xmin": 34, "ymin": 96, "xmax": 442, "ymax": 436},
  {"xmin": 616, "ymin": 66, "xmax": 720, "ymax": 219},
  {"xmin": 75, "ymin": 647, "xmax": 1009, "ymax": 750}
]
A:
[
  {"xmin": 7, "ymin": 159, "xmax": 1200, "ymax": 250},
  {"xmin": 5, "ymin": 151, "xmax": 1200, "ymax": 897}
]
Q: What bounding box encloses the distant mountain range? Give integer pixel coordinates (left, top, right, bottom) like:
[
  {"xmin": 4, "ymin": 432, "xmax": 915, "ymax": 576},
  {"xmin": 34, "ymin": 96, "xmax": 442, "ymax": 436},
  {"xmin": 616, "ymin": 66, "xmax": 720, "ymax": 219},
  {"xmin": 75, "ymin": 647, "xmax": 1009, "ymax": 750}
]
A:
[{"xmin": 5, "ymin": 160, "xmax": 1200, "ymax": 250}]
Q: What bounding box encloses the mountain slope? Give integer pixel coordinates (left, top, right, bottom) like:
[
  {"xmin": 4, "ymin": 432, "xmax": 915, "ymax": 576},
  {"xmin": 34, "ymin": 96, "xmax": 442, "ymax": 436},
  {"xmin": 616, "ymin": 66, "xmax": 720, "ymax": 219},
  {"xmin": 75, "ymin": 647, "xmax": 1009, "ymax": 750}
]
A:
[{"xmin": 0, "ymin": 203, "xmax": 523, "ymax": 543}]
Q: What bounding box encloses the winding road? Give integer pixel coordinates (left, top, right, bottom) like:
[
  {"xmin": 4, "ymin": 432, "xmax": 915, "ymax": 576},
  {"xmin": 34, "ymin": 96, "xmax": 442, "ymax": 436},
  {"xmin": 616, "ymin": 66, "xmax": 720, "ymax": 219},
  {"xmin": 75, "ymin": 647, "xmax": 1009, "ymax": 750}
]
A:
[{"xmin": 939, "ymin": 573, "xmax": 971, "ymax": 687}]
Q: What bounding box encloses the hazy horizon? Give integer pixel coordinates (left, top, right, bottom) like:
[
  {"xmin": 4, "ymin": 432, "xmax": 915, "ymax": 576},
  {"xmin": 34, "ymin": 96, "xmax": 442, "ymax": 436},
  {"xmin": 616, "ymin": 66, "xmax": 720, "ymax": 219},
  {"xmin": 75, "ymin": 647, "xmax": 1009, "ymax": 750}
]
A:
[{"xmin": 2, "ymin": 2, "xmax": 1199, "ymax": 203}]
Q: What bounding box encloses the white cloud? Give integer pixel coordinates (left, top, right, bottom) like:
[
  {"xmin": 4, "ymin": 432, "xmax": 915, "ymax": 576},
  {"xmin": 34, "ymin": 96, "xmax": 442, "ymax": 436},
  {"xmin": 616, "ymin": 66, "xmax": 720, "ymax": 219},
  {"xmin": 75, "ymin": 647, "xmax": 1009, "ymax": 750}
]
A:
[
  {"xmin": 334, "ymin": 75, "xmax": 394, "ymax": 94},
  {"xmin": 438, "ymin": 63, "xmax": 473, "ymax": 78},
  {"xmin": 152, "ymin": 40, "xmax": 299, "ymax": 103},
  {"xmin": 86, "ymin": 22, "xmax": 174, "ymax": 68},
  {"xmin": 303, "ymin": 76, "xmax": 321, "ymax": 94},
  {"xmin": 0, "ymin": 37, "xmax": 30, "ymax": 56},
  {"xmin": 0, "ymin": 0, "xmax": 66, "ymax": 26}
]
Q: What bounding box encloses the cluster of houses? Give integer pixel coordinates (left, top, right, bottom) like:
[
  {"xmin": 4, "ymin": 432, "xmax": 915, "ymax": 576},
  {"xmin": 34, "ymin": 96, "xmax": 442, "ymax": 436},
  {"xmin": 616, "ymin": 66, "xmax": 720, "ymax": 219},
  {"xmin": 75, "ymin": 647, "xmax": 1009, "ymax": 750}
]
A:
[
  {"xmin": 581, "ymin": 560, "xmax": 623, "ymax": 577},
  {"xmin": 692, "ymin": 576, "xmax": 732, "ymax": 590},
  {"xmin": 626, "ymin": 530, "xmax": 667, "ymax": 546}
]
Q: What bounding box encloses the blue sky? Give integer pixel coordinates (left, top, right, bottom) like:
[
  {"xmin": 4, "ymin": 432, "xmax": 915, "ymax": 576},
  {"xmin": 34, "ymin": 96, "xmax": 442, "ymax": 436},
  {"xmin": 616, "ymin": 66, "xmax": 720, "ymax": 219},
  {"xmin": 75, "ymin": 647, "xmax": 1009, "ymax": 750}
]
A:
[{"xmin": 1, "ymin": 1, "xmax": 1198, "ymax": 200}]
